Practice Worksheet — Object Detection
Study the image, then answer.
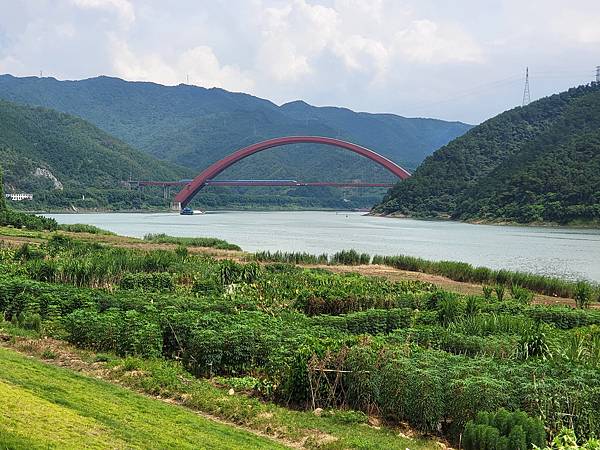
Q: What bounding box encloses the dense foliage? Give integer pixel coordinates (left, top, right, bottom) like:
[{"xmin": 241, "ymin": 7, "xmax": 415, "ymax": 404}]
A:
[
  {"xmin": 0, "ymin": 99, "xmax": 188, "ymax": 210},
  {"xmin": 1, "ymin": 235, "xmax": 600, "ymax": 447},
  {"xmin": 463, "ymin": 409, "xmax": 546, "ymax": 450},
  {"xmin": 0, "ymin": 74, "xmax": 471, "ymax": 209},
  {"xmin": 0, "ymin": 164, "xmax": 5, "ymax": 212},
  {"xmin": 375, "ymin": 83, "xmax": 600, "ymax": 224},
  {"xmin": 0, "ymin": 164, "xmax": 57, "ymax": 230}
]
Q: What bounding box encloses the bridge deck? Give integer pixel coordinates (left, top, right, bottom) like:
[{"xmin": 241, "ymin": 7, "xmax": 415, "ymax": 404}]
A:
[{"xmin": 127, "ymin": 180, "xmax": 394, "ymax": 188}]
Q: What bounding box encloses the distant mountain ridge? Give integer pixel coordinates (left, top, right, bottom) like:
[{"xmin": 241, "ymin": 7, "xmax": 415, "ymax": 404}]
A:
[
  {"xmin": 0, "ymin": 75, "xmax": 472, "ymax": 182},
  {"xmin": 374, "ymin": 83, "xmax": 600, "ymax": 224}
]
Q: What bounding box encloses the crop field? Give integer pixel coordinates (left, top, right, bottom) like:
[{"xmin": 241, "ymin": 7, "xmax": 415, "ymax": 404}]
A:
[{"xmin": 1, "ymin": 232, "xmax": 599, "ymax": 449}]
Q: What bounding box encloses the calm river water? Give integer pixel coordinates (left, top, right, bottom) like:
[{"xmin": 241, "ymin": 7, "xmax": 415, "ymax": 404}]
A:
[{"xmin": 46, "ymin": 211, "xmax": 600, "ymax": 282}]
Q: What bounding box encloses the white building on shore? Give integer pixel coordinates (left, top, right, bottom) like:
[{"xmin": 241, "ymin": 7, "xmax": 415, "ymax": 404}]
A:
[{"xmin": 5, "ymin": 193, "xmax": 33, "ymax": 201}]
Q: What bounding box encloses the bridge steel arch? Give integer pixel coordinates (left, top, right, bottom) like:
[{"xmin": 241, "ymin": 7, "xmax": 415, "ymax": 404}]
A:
[{"xmin": 173, "ymin": 136, "xmax": 411, "ymax": 208}]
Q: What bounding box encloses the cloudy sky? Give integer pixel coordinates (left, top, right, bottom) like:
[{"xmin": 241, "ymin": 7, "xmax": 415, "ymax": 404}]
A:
[{"xmin": 0, "ymin": 0, "xmax": 598, "ymax": 123}]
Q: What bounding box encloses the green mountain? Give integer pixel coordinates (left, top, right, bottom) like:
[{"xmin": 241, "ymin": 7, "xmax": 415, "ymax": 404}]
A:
[
  {"xmin": 374, "ymin": 83, "xmax": 600, "ymax": 224},
  {"xmin": 0, "ymin": 74, "xmax": 471, "ymax": 184},
  {"xmin": 0, "ymin": 99, "xmax": 187, "ymax": 210},
  {"xmin": 0, "ymin": 164, "xmax": 5, "ymax": 211}
]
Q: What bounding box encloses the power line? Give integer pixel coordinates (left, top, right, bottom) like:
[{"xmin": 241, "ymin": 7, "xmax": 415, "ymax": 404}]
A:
[
  {"xmin": 522, "ymin": 67, "xmax": 531, "ymax": 106},
  {"xmin": 407, "ymin": 73, "xmax": 523, "ymax": 111},
  {"xmin": 404, "ymin": 68, "xmax": 592, "ymax": 114}
]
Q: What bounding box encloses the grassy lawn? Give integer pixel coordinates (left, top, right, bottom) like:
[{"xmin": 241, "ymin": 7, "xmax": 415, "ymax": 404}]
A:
[{"xmin": 0, "ymin": 347, "xmax": 285, "ymax": 449}]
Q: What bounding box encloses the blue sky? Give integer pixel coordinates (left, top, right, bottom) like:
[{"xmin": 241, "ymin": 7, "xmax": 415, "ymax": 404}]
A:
[{"xmin": 1, "ymin": 0, "xmax": 598, "ymax": 123}]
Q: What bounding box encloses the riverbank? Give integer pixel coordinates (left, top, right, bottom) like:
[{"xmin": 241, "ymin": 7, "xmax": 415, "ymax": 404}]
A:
[
  {"xmin": 1, "ymin": 225, "xmax": 596, "ymax": 307},
  {"xmin": 373, "ymin": 211, "xmax": 600, "ymax": 229},
  {"xmin": 42, "ymin": 211, "xmax": 600, "ymax": 283}
]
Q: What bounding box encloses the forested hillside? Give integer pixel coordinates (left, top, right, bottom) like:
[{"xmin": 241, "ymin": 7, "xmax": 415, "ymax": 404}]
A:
[
  {"xmin": 374, "ymin": 83, "xmax": 600, "ymax": 224},
  {"xmin": 0, "ymin": 74, "xmax": 471, "ymax": 182},
  {"xmin": 0, "ymin": 99, "xmax": 188, "ymax": 210},
  {"xmin": 0, "ymin": 165, "xmax": 5, "ymax": 212}
]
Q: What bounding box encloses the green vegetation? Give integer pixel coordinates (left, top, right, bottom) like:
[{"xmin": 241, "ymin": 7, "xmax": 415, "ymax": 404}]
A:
[
  {"xmin": 57, "ymin": 223, "xmax": 115, "ymax": 235},
  {"xmin": 1, "ymin": 234, "xmax": 600, "ymax": 448},
  {"xmin": 0, "ymin": 341, "xmax": 433, "ymax": 450},
  {"xmin": 253, "ymin": 249, "xmax": 600, "ymax": 301},
  {"xmin": 0, "ymin": 98, "xmax": 189, "ymax": 211},
  {"xmin": 0, "ymin": 163, "xmax": 58, "ymax": 230},
  {"xmin": 375, "ymin": 83, "xmax": 600, "ymax": 224},
  {"xmin": 463, "ymin": 409, "xmax": 546, "ymax": 450},
  {"xmin": 0, "ymin": 74, "xmax": 471, "ymax": 210},
  {"xmin": 0, "ymin": 347, "xmax": 283, "ymax": 449},
  {"xmin": 254, "ymin": 250, "xmax": 329, "ymax": 264},
  {"xmin": 540, "ymin": 429, "xmax": 600, "ymax": 450},
  {"xmin": 0, "ymin": 164, "xmax": 5, "ymax": 212},
  {"xmin": 371, "ymin": 254, "xmax": 599, "ymax": 300},
  {"xmin": 143, "ymin": 233, "xmax": 241, "ymax": 250}
]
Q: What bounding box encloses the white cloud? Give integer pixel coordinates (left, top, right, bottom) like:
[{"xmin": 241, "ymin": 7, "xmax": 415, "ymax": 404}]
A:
[
  {"xmin": 256, "ymin": 0, "xmax": 338, "ymax": 82},
  {"xmin": 333, "ymin": 35, "xmax": 389, "ymax": 75},
  {"xmin": 1, "ymin": 0, "xmax": 599, "ymax": 123},
  {"xmin": 110, "ymin": 37, "xmax": 254, "ymax": 92},
  {"xmin": 69, "ymin": 0, "xmax": 135, "ymax": 26},
  {"xmin": 393, "ymin": 20, "xmax": 484, "ymax": 64}
]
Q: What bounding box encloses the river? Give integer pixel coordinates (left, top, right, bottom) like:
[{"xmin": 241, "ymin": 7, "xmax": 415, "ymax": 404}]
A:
[{"xmin": 45, "ymin": 211, "xmax": 600, "ymax": 282}]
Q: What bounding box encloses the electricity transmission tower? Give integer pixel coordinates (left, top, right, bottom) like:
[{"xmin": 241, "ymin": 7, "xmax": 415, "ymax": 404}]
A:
[
  {"xmin": 596, "ymin": 66, "xmax": 600, "ymax": 83},
  {"xmin": 522, "ymin": 67, "xmax": 531, "ymax": 106}
]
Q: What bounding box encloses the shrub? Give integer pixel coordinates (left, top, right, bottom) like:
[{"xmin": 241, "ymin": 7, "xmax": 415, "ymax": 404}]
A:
[
  {"xmin": 143, "ymin": 233, "xmax": 241, "ymax": 251},
  {"xmin": 541, "ymin": 428, "xmax": 600, "ymax": 450},
  {"xmin": 511, "ymin": 285, "xmax": 534, "ymax": 304},
  {"xmin": 575, "ymin": 281, "xmax": 593, "ymax": 309},
  {"xmin": 463, "ymin": 409, "xmax": 545, "ymax": 450},
  {"xmin": 119, "ymin": 272, "xmax": 175, "ymax": 292},
  {"xmin": 58, "ymin": 224, "xmax": 115, "ymax": 235},
  {"xmin": 437, "ymin": 294, "xmax": 464, "ymax": 326},
  {"xmin": 483, "ymin": 285, "xmax": 494, "ymax": 299},
  {"xmin": 331, "ymin": 249, "xmax": 369, "ymax": 265},
  {"xmin": 495, "ymin": 284, "xmax": 506, "ymax": 301}
]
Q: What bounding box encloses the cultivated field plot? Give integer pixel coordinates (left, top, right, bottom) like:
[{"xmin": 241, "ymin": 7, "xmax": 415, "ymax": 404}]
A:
[{"xmin": 1, "ymin": 232, "xmax": 599, "ymax": 449}]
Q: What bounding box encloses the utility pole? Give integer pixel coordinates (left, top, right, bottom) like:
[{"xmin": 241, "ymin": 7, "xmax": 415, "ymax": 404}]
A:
[{"xmin": 522, "ymin": 67, "xmax": 531, "ymax": 106}]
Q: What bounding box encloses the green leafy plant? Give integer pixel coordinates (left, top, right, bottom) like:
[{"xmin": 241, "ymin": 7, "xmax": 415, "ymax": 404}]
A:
[
  {"xmin": 495, "ymin": 284, "xmax": 506, "ymax": 301},
  {"xmin": 574, "ymin": 281, "xmax": 593, "ymax": 309}
]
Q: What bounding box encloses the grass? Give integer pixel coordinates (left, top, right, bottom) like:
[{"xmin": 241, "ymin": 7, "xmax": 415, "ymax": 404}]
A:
[
  {"xmin": 57, "ymin": 223, "xmax": 116, "ymax": 235},
  {"xmin": 371, "ymin": 254, "xmax": 600, "ymax": 300},
  {"xmin": 0, "ymin": 329, "xmax": 437, "ymax": 449},
  {"xmin": 0, "ymin": 347, "xmax": 284, "ymax": 449},
  {"xmin": 143, "ymin": 233, "xmax": 242, "ymax": 251}
]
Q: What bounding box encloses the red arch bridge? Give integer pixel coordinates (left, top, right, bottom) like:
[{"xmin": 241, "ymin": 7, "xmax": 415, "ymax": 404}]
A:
[{"xmin": 126, "ymin": 136, "xmax": 412, "ymax": 210}]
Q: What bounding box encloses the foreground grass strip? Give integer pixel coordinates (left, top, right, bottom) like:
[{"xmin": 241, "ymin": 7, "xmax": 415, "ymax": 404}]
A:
[
  {"xmin": 0, "ymin": 347, "xmax": 285, "ymax": 450},
  {"xmin": 1, "ymin": 335, "xmax": 437, "ymax": 449}
]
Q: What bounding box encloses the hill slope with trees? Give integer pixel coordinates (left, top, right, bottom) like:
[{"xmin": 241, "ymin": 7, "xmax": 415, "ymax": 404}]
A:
[
  {"xmin": 374, "ymin": 83, "xmax": 600, "ymax": 225},
  {"xmin": 0, "ymin": 99, "xmax": 188, "ymax": 210},
  {"xmin": 0, "ymin": 74, "xmax": 471, "ymax": 181}
]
